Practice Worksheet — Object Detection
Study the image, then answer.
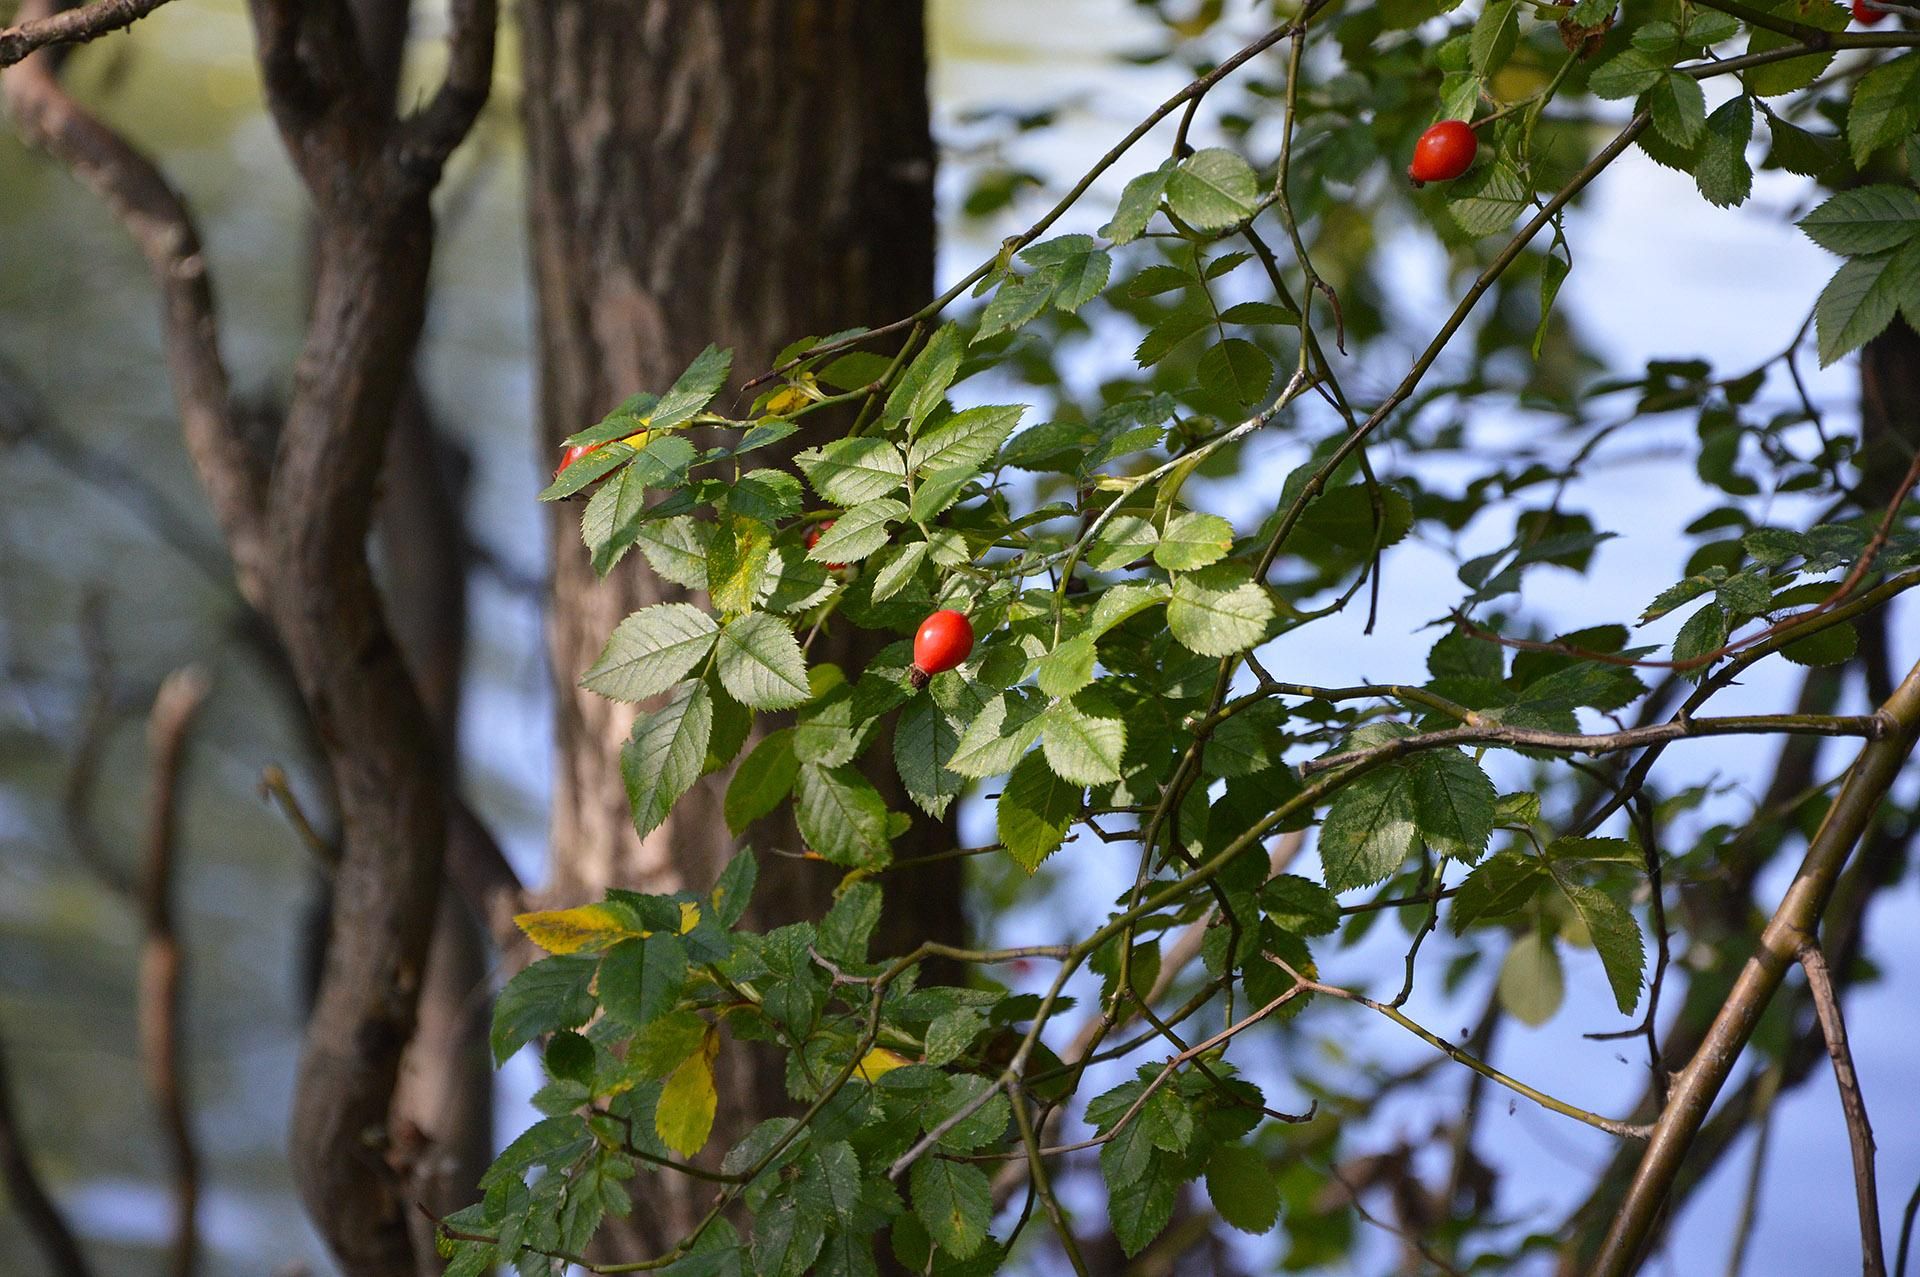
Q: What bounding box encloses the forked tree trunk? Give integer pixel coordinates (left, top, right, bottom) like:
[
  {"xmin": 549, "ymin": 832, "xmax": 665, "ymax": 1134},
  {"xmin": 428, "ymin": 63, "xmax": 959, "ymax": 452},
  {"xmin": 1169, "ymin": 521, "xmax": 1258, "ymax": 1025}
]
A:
[{"xmin": 519, "ymin": 0, "xmax": 963, "ymax": 1252}]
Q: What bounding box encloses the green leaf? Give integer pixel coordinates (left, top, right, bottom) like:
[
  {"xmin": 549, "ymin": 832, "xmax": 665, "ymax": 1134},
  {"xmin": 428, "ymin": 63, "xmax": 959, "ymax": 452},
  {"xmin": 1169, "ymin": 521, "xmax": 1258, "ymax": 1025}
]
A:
[
  {"xmin": 1103, "ymin": 161, "xmax": 1174, "ymax": 243},
  {"xmin": 1319, "ymin": 762, "xmax": 1418, "ymax": 891},
  {"xmin": 1134, "ymin": 301, "xmax": 1215, "ymax": 367},
  {"xmin": 795, "ymin": 763, "xmax": 892, "ymax": 867},
  {"xmin": 1744, "ymin": 0, "xmax": 1847, "ymax": 97},
  {"xmin": 1649, "ymin": 71, "xmax": 1707, "ymax": 149},
  {"xmin": 1218, "ymin": 300, "xmax": 1300, "ymax": 326},
  {"xmin": 908, "ymin": 466, "xmax": 975, "ymax": 523},
  {"xmin": 1798, "ymin": 185, "xmax": 1920, "ymax": 256},
  {"xmin": 1153, "ymin": 510, "xmax": 1236, "ymax": 571},
  {"xmin": 998, "ymin": 749, "xmax": 1082, "ymax": 872},
  {"xmin": 1087, "ymin": 513, "xmax": 1159, "ymax": 570},
  {"xmin": 1782, "ymin": 620, "xmax": 1859, "ymax": 666},
  {"xmin": 637, "ymin": 517, "xmax": 712, "ymax": 589},
  {"xmin": 650, "ymin": 345, "xmax": 732, "ymax": 431},
  {"xmin": 1040, "ymin": 698, "xmax": 1127, "ymax": 785},
  {"xmin": 601, "ymin": 934, "xmax": 689, "ymax": 1029},
  {"xmin": 907, "ymin": 404, "xmax": 1026, "ymax": 476},
  {"xmin": 1670, "ymin": 601, "xmax": 1730, "ymax": 675},
  {"xmin": 1196, "ymin": 338, "xmax": 1274, "ymax": 408},
  {"xmin": 1450, "ymin": 850, "xmax": 1548, "ymax": 931},
  {"xmin": 726, "ymin": 728, "xmax": 799, "ymax": 834},
  {"xmin": 808, "ymin": 499, "xmax": 907, "ymax": 565},
  {"xmin": 949, "ymin": 692, "xmax": 1048, "ymax": 779},
  {"xmin": 910, "ymin": 1158, "xmax": 992, "ymax": 1259},
  {"xmin": 715, "ymin": 613, "xmax": 812, "ymax": 710},
  {"xmin": 817, "ymin": 881, "xmax": 883, "ymax": 966},
  {"xmin": 1558, "ymin": 884, "xmax": 1645, "ymax": 1014},
  {"xmin": 1816, "ymin": 242, "xmax": 1920, "ymax": 366},
  {"xmin": 1533, "ymin": 245, "xmax": 1570, "ymax": 360},
  {"xmin": 1447, "ymin": 159, "xmax": 1529, "ymax": 237},
  {"xmin": 1849, "ymin": 52, "xmax": 1920, "ymax": 168},
  {"xmin": 1089, "ymin": 581, "xmax": 1170, "ymax": 636},
  {"xmin": 1036, "ymin": 634, "xmax": 1097, "ymax": 699},
  {"xmin": 707, "ymin": 517, "xmax": 773, "ymax": 617},
  {"xmin": 976, "ymin": 273, "xmax": 1056, "ymax": 340},
  {"xmin": 883, "ymin": 323, "xmax": 965, "ymax": 433},
  {"xmin": 797, "ymin": 438, "xmax": 907, "ymax": 505},
  {"xmin": 1166, "ymin": 148, "xmax": 1260, "ymax": 231},
  {"xmin": 1409, "ymin": 748, "xmax": 1497, "ymax": 862},
  {"xmin": 1168, "ymin": 567, "xmax": 1274, "ymax": 657},
  {"xmin": 727, "ymin": 468, "xmax": 803, "ymax": 523},
  {"xmin": 581, "ymin": 603, "xmax": 720, "ymax": 703},
  {"xmin": 1695, "ymin": 95, "xmax": 1754, "ymax": 209},
  {"xmin": 490, "ymin": 955, "xmax": 599, "ymax": 1064},
  {"xmin": 1498, "ymin": 932, "xmax": 1564, "ymax": 1025},
  {"xmin": 1022, "ymin": 234, "xmax": 1112, "ymax": 311},
  {"xmin": 1206, "ymin": 1143, "xmax": 1281, "ymax": 1234},
  {"xmin": 1589, "ymin": 49, "xmax": 1666, "ymax": 101},
  {"xmin": 894, "ymin": 693, "xmax": 968, "ymax": 819},
  {"xmin": 1469, "ymin": 0, "xmax": 1519, "ymax": 76},
  {"xmin": 622, "ymin": 681, "xmax": 715, "ymax": 837}
]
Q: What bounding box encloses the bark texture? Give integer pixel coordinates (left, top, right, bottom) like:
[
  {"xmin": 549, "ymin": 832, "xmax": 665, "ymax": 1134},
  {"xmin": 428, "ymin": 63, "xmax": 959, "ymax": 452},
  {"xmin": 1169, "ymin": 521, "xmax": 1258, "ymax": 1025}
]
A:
[{"xmin": 519, "ymin": 0, "xmax": 961, "ymax": 1250}]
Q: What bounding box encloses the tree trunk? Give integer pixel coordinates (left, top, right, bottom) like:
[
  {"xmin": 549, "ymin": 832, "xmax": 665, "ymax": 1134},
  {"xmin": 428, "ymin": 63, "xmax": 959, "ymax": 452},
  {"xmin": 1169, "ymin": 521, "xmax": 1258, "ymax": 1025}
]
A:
[{"xmin": 519, "ymin": 0, "xmax": 960, "ymax": 1251}]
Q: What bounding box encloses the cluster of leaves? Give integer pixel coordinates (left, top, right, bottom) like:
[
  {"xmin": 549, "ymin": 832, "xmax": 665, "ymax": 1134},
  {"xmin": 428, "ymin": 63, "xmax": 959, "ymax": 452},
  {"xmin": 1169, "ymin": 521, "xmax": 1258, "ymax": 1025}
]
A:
[{"xmin": 463, "ymin": 0, "xmax": 1920, "ymax": 1271}]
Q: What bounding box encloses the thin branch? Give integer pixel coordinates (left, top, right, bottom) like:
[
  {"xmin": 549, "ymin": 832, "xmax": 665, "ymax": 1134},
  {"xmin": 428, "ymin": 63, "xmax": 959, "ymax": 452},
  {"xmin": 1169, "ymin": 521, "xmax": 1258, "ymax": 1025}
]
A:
[
  {"xmin": 393, "ymin": 0, "xmax": 498, "ymax": 182},
  {"xmin": 0, "ymin": 1025, "xmax": 96, "ymax": 1277},
  {"xmin": 1800, "ymin": 941, "xmax": 1887, "ymax": 1277},
  {"xmin": 140, "ymin": 667, "xmax": 210, "ymax": 1277},
  {"xmin": 1722, "ymin": 1064, "xmax": 1783, "ymax": 1277},
  {"xmin": 1303, "ymin": 712, "xmax": 1887, "ymax": 776},
  {"xmin": 1594, "ymin": 655, "xmax": 1920, "ymax": 1275},
  {"xmin": 0, "ymin": 0, "xmax": 172, "ymax": 68},
  {"xmin": 2, "ymin": 2, "xmax": 270, "ymax": 603}
]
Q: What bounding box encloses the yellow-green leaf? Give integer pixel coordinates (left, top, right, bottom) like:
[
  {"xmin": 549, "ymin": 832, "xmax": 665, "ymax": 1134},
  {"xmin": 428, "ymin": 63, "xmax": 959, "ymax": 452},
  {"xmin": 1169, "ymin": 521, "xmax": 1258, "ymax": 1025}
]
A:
[
  {"xmin": 655, "ymin": 1029, "xmax": 720, "ymax": 1156},
  {"xmin": 514, "ymin": 904, "xmax": 643, "ymax": 954}
]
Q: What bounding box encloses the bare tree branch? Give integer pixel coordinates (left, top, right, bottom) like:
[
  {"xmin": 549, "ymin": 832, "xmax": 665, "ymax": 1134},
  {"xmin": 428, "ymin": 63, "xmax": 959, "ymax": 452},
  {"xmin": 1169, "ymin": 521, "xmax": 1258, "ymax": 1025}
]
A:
[
  {"xmin": 1800, "ymin": 941, "xmax": 1887, "ymax": 1277},
  {"xmin": 393, "ymin": 0, "xmax": 497, "ymax": 182},
  {"xmin": 1594, "ymin": 655, "xmax": 1920, "ymax": 1275},
  {"xmin": 0, "ymin": 0, "xmax": 172, "ymax": 69},
  {"xmin": 140, "ymin": 666, "xmax": 210, "ymax": 1277},
  {"xmin": 1, "ymin": 8, "xmax": 271, "ymax": 603},
  {"xmin": 0, "ymin": 1026, "xmax": 95, "ymax": 1277}
]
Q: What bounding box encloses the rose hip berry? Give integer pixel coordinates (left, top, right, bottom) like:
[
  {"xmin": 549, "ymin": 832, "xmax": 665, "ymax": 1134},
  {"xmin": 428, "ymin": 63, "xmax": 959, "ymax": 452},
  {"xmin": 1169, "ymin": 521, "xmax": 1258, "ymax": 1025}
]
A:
[
  {"xmin": 909, "ymin": 610, "xmax": 974, "ymax": 688},
  {"xmin": 1852, "ymin": 0, "xmax": 1888, "ymax": 22},
  {"xmin": 554, "ymin": 442, "xmax": 599, "ymax": 478},
  {"xmin": 806, "ymin": 520, "xmax": 846, "ymax": 571},
  {"xmin": 1408, "ymin": 119, "xmax": 1478, "ymax": 185}
]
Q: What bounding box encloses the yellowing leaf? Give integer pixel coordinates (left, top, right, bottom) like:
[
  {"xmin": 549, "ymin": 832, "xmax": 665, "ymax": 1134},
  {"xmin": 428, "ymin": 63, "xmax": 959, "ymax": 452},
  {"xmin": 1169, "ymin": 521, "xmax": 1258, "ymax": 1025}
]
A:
[
  {"xmin": 514, "ymin": 904, "xmax": 642, "ymax": 954},
  {"xmin": 655, "ymin": 1029, "xmax": 720, "ymax": 1156},
  {"xmin": 677, "ymin": 901, "xmax": 701, "ymax": 934},
  {"xmin": 856, "ymin": 1047, "xmax": 913, "ymax": 1082}
]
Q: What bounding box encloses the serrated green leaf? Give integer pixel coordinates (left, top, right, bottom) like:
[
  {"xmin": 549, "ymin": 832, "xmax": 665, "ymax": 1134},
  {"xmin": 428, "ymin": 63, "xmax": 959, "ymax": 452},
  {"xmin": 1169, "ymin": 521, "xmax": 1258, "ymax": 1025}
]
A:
[
  {"xmin": 1849, "ymin": 52, "xmax": 1920, "ymax": 168},
  {"xmin": 1040, "ymin": 699, "xmax": 1126, "ymax": 785},
  {"xmin": 923, "ymin": 1008, "xmax": 985, "ymax": 1067},
  {"xmin": 976, "ymin": 272, "xmax": 1056, "ymax": 339},
  {"xmin": 1815, "ymin": 249, "xmax": 1912, "ymax": 366},
  {"xmin": 1206, "ymin": 1143, "xmax": 1281, "ymax": 1234},
  {"xmin": 1410, "ymin": 748, "xmax": 1496, "ymax": 862},
  {"xmin": 651, "ymin": 346, "xmax": 733, "ymax": 431},
  {"xmin": 490, "ymin": 955, "xmax": 598, "ymax": 1064},
  {"xmin": 1558, "ymin": 883, "xmax": 1644, "ymax": 1014},
  {"xmin": 1153, "ymin": 510, "xmax": 1236, "ymax": 570},
  {"xmin": 1671, "ymin": 601, "xmax": 1730, "ymax": 675},
  {"xmin": 1798, "ymin": 185, "xmax": 1920, "ymax": 256},
  {"xmin": 714, "ymin": 613, "xmax": 811, "ymax": 710},
  {"xmin": 809, "ymin": 499, "xmax": 907, "ymax": 564},
  {"xmin": 797, "ymin": 438, "xmax": 907, "ymax": 505},
  {"xmin": 622, "ymin": 681, "xmax": 714, "ymax": 837},
  {"xmin": 706, "ymin": 517, "xmax": 772, "ymax": 617},
  {"xmin": 1168, "ymin": 567, "xmax": 1273, "ymax": 657},
  {"xmin": 1103, "ymin": 161, "xmax": 1175, "ymax": 243},
  {"xmin": 582, "ymin": 604, "xmax": 719, "ymax": 703},
  {"xmin": 1022, "ymin": 234, "xmax": 1112, "ymax": 311},
  {"xmin": 998, "ymin": 749, "xmax": 1082, "ymax": 872},
  {"xmin": 1450, "ymin": 850, "xmax": 1548, "ymax": 932},
  {"xmin": 1649, "ymin": 71, "xmax": 1707, "ymax": 148},
  {"xmin": 894, "ymin": 693, "xmax": 967, "ymax": 819},
  {"xmin": 908, "ymin": 404, "xmax": 1025, "ymax": 476},
  {"xmin": 1086, "ymin": 513, "xmax": 1159, "ymax": 570},
  {"xmin": 869, "ymin": 540, "xmax": 929, "ymax": 603},
  {"xmin": 1696, "ymin": 95, "xmax": 1754, "ymax": 209},
  {"xmin": 1744, "ymin": 0, "xmax": 1847, "ymax": 97},
  {"xmin": 1196, "ymin": 338, "xmax": 1273, "ymax": 408},
  {"xmin": 1782, "ymin": 620, "xmax": 1859, "ymax": 665},
  {"xmin": 637, "ymin": 517, "xmax": 712, "ymax": 590},
  {"xmin": 1589, "ymin": 48, "xmax": 1666, "ymax": 100},
  {"xmin": 1166, "ymin": 148, "xmax": 1259, "ymax": 231},
  {"xmin": 1319, "ymin": 764, "xmax": 1419, "ymax": 891},
  {"xmin": 1447, "ymin": 159, "xmax": 1529, "ymax": 237},
  {"xmin": 884, "ymin": 323, "xmax": 965, "ymax": 433},
  {"xmin": 601, "ymin": 934, "xmax": 689, "ymax": 1029},
  {"xmin": 1470, "ymin": 0, "xmax": 1519, "ymax": 76},
  {"xmin": 949, "ymin": 692, "xmax": 1048, "ymax": 779},
  {"xmin": 795, "ymin": 763, "xmax": 892, "ymax": 867},
  {"xmin": 1133, "ymin": 301, "xmax": 1215, "ymax": 367},
  {"xmin": 910, "ymin": 1158, "xmax": 992, "ymax": 1259}
]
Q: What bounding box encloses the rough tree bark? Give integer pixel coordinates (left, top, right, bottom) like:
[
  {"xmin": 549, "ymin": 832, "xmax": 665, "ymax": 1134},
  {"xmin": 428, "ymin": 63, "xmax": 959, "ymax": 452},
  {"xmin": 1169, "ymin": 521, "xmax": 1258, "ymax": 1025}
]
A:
[{"xmin": 518, "ymin": 0, "xmax": 964, "ymax": 1251}]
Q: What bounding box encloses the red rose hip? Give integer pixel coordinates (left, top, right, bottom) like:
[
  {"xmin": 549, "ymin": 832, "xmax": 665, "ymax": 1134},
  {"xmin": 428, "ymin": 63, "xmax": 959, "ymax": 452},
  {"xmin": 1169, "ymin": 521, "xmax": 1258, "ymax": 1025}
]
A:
[
  {"xmin": 910, "ymin": 609, "xmax": 974, "ymax": 688},
  {"xmin": 1852, "ymin": 0, "xmax": 1888, "ymax": 22},
  {"xmin": 806, "ymin": 519, "xmax": 846, "ymax": 571},
  {"xmin": 1408, "ymin": 119, "xmax": 1478, "ymax": 185}
]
